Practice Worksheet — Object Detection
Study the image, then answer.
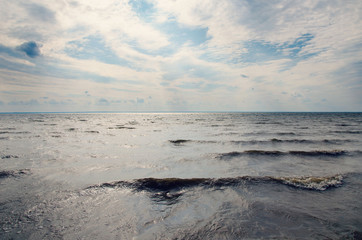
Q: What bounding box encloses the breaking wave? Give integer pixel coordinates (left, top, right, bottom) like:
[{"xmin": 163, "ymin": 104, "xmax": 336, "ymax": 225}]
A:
[
  {"xmin": 274, "ymin": 175, "xmax": 343, "ymax": 191},
  {"xmin": 88, "ymin": 174, "xmax": 344, "ymax": 193}
]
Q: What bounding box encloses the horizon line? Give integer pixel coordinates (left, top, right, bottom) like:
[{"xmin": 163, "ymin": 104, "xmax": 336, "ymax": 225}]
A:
[{"xmin": 0, "ymin": 111, "xmax": 361, "ymax": 114}]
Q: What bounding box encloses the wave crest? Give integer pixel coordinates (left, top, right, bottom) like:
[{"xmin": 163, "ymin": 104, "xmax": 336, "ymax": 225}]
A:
[
  {"xmin": 88, "ymin": 174, "xmax": 344, "ymax": 193},
  {"xmin": 215, "ymin": 150, "xmax": 350, "ymax": 159},
  {"xmin": 274, "ymin": 175, "xmax": 343, "ymax": 191}
]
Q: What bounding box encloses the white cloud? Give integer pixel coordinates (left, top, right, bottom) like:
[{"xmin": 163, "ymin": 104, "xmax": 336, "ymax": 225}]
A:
[
  {"xmin": 0, "ymin": 0, "xmax": 361, "ymax": 111},
  {"xmin": 0, "ymin": 54, "xmax": 35, "ymax": 67}
]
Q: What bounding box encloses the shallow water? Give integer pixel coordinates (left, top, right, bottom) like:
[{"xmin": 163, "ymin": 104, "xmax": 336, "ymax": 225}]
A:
[{"xmin": 0, "ymin": 112, "xmax": 362, "ymax": 239}]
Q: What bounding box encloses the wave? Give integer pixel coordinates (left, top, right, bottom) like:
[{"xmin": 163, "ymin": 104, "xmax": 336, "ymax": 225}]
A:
[
  {"xmin": 244, "ymin": 132, "xmax": 297, "ymax": 136},
  {"xmin": 232, "ymin": 139, "xmax": 352, "ymax": 145},
  {"xmin": 288, "ymin": 150, "xmax": 350, "ymax": 157},
  {"xmin": 0, "ymin": 131, "xmax": 30, "ymax": 135},
  {"xmin": 0, "ymin": 169, "xmax": 30, "ymax": 178},
  {"xmin": 332, "ymin": 130, "xmax": 361, "ymax": 134},
  {"xmin": 169, "ymin": 139, "xmax": 192, "ymax": 145},
  {"xmin": 215, "ymin": 150, "xmax": 351, "ymax": 159},
  {"xmin": 274, "ymin": 175, "xmax": 343, "ymax": 191},
  {"xmin": 169, "ymin": 139, "xmax": 218, "ymax": 145},
  {"xmin": 169, "ymin": 139, "xmax": 354, "ymax": 146},
  {"xmin": 1, "ymin": 155, "xmax": 19, "ymax": 159},
  {"xmin": 28, "ymin": 119, "xmax": 45, "ymax": 123},
  {"xmin": 88, "ymin": 174, "xmax": 344, "ymax": 193},
  {"xmin": 276, "ymin": 132, "xmax": 296, "ymax": 136},
  {"xmin": 108, "ymin": 126, "xmax": 135, "ymax": 130},
  {"xmin": 255, "ymin": 121, "xmax": 284, "ymax": 125}
]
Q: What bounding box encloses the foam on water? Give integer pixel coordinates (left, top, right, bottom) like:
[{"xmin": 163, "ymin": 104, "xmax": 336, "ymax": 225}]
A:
[{"xmin": 275, "ymin": 174, "xmax": 344, "ymax": 191}]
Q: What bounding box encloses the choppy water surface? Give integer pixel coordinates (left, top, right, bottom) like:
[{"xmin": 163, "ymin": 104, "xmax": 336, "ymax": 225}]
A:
[{"xmin": 1, "ymin": 112, "xmax": 362, "ymax": 239}]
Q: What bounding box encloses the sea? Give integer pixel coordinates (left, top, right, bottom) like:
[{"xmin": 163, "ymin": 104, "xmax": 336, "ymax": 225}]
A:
[{"xmin": 0, "ymin": 112, "xmax": 361, "ymax": 239}]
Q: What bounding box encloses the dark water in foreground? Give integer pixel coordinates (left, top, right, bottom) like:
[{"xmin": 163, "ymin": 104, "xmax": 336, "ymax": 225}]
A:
[{"xmin": 0, "ymin": 112, "xmax": 362, "ymax": 239}]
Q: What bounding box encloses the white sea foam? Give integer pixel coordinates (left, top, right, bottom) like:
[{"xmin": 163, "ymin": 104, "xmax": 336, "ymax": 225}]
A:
[{"xmin": 276, "ymin": 175, "xmax": 344, "ymax": 191}]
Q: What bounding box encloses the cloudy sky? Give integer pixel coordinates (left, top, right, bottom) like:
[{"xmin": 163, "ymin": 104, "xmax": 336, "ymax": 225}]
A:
[{"xmin": 0, "ymin": 0, "xmax": 361, "ymax": 112}]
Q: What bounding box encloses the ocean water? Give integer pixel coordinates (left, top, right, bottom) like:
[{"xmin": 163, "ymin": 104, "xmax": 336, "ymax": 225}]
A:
[{"xmin": 0, "ymin": 112, "xmax": 362, "ymax": 239}]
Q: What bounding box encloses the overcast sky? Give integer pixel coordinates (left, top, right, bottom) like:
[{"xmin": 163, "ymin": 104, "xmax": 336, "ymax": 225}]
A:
[{"xmin": 0, "ymin": 0, "xmax": 361, "ymax": 112}]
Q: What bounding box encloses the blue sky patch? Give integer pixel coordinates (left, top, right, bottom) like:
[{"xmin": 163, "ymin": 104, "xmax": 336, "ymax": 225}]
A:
[
  {"xmin": 64, "ymin": 35, "xmax": 130, "ymax": 67},
  {"xmin": 133, "ymin": 22, "xmax": 210, "ymax": 58},
  {"xmin": 240, "ymin": 33, "xmax": 316, "ymax": 65},
  {"xmin": 158, "ymin": 21, "xmax": 210, "ymax": 47},
  {"xmin": 129, "ymin": 0, "xmax": 155, "ymax": 22}
]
